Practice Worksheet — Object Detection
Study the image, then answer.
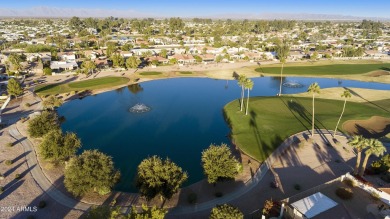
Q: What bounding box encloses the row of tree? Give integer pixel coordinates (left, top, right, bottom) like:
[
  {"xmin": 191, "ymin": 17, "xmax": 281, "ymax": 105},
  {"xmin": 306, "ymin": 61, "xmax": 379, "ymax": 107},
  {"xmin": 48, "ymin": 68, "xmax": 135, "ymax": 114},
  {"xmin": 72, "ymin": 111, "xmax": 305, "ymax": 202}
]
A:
[
  {"xmin": 27, "ymin": 109, "xmax": 242, "ymax": 202},
  {"xmin": 83, "ymin": 203, "xmax": 244, "ymax": 219},
  {"xmin": 349, "ymin": 135, "xmax": 387, "ymax": 176}
]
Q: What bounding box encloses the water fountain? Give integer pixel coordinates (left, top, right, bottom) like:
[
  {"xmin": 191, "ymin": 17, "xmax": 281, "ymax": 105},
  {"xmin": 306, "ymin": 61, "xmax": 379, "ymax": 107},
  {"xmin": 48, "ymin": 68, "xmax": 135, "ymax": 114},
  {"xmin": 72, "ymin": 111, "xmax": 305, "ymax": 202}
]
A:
[
  {"xmin": 129, "ymin": 103, "xmax": 151, "ymax": 113},
  {"xmin": 283, "ymin": 81, "xmax": 304, "ymax": 88}
]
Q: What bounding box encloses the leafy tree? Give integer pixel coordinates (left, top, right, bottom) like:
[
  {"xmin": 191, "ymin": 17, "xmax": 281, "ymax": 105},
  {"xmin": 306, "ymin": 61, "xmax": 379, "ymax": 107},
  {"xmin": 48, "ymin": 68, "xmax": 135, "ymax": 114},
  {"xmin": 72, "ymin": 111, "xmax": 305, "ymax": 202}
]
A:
[
  {"xmin": 64, "ymin": 150, "xmax": 120, "ymax": 197},
  {"xmin": 307, "ymin": 82, "xmax": 320, "ymax": 137},
  {"xmin": 82, "ymin": 61, "xmax": 97, "ymax": 75},
  {"xmin": 333, "ymin": 90, "xmax": 352, "ymax": 137},
  {"xmin": 348, "ymin": 135, "xmax": 369, "ymax": 175},
  {"xmin": 105, "ymin": 43, "xmax": 117, "ymax": 57},
  {"xmin": 209, "ymin": 204, "xmax": 243, "ymax": 219},
  {"xmin": 111, "ymin": 53, "xmax": 125, "ymax": 68},
  {"xmin": 201, "ymin": 144, "xmax": 241, "ymax": 184},
  {"xmin": 39, "ymin": 129, "xmax": 81, "ymax": 162},
  {"xmin": 360, "ymin": 139, "xmax": 386, "ymax": 176},
  {"xmin": 82, "ymin": 206, "xmax": 122, "ymax": 219},
  {"xmin": 42, "ymin": 95, "xmax": 64, "ymax": 110},
  {"xmin": 121, "ymin": 43, "xmax": 133, "ymax": 51},
  {"xmin": 128, "ymin": 205, "xmax": 167, "ymax": 219},
  {"xmin": 69, "ymin": 16, "xmax": 84, "ymax": 31},
  {"xmin": 7, "ymin": 78, "xmax": 23, "ymax": 98},
  {"xmin": 275, "ymin": 39, "xmax": 290, "ymax": 95},
  {"xmin": 126, "ymin": 57, "xmax": 141, "ymax": 69},
  {"xmin": 160, "ymin": 49, "xmax": 168, "ymax": 58},
  {"xmin": 43, "ymin": 67, "xmax": 52, "ymax": 76},
  {"xmin": 8, "ymin": 53, "xmax": 23, "ymax": 73},
  {"xmin": 169, "ymin": 58, "xmax": 177, "ymax": 65},
  {"xmin": 244, "ymin": 78, "xmax": 254, "ymax": 116},
  {"xmin": 27, "ymin": 111, "xmax": 59, "ymax": 138},
  {"xmin": 194, "ymin": 55, "xmax": 202, "ymax": 63},
  {"xmin": 136, "ymin": 156, "xmax": 188, "ymax": 201},
  {"xmin": 310, "ymin": 51, "xmax": 318, "ymax": 61},
  {"xmin": 215, "ymin": 55, "xmax": 223, "ymax": 64}
]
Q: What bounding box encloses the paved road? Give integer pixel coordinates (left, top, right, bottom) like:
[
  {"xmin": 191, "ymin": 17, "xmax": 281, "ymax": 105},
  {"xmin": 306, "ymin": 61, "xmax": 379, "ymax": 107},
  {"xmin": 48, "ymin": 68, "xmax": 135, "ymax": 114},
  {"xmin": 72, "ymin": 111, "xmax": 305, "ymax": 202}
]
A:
[
  {"xmin": 1, "ymin": 88, "xmax": 359, "ymax": 218},
  {"xmin": 8, "ymin": 127, "xmax": 91, "ymax": 211}
]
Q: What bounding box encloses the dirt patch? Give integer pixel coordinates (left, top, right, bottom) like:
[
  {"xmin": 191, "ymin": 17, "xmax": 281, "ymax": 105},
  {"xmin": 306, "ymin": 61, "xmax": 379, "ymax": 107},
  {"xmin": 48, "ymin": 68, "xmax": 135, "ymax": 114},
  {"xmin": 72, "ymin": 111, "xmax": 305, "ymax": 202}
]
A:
[
  {"xmin": 343, "ymin": 116, "xmax": 390, "ymax": 138},
  {"xmin": 367, "ymin": 70, "xmax": 390, "ymax": 77}
]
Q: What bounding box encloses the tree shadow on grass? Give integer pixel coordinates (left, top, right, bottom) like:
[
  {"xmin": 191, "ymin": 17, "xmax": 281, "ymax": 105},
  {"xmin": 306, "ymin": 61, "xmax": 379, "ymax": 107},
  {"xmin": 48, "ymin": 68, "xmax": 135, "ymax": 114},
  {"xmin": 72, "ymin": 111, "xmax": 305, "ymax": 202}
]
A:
[
  {"xmin": 379, "ymin": 67, "xmax": 390, "ymax": 71},
  {"xmin": 280, "ymin": 98, "xmax": 310, "ymax": 131},
  {"xmin": 344, "ymin": 87, "xmax": 390, "ymax": 113},
  {"xmin": 354, "ymin": 124, "xmax": 390, "ymax": 139}
]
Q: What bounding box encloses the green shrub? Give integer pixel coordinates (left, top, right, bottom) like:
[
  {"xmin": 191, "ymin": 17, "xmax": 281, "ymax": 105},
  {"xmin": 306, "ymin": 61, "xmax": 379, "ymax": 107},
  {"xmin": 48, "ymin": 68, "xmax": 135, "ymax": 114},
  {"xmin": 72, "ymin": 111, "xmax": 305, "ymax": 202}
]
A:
[
  {"xmin": 38, "ymin": 200, "xmax": 46, "ymax": 208},
  {"xmin": 15, "ymin": 173, "xmax": 21, "ymax": 179},
  {"xmin": 187, "ymin": 193, "xmax": 197, "ymax": 204},
  {"xmin": 343, "ymin": 179, "xmax": 356, "ymax": 187},
  {"xmin": 5, "ymin": 160, "xmax": 13, "ymax": 166},
  {"xmin": 0, "ymin": 186, "xmax": 4, "ymax": 194},
  {"xmin": 215, "ymin": 192, "xmax": 223, "ymax": 197},
  {"xmin": 294, "ymin": 184, "xmax": 301, "ymax": 190},
  {"xmin": 25, "ymin": 102, "xmax": 31, "ymax": 107},
  {"xmin": 6, "ymin": 142, "xmax": 13, "ymax": 147},
  {"xmin": 335, "ymin": 187, "xmax": 353, "ymax": 200}
]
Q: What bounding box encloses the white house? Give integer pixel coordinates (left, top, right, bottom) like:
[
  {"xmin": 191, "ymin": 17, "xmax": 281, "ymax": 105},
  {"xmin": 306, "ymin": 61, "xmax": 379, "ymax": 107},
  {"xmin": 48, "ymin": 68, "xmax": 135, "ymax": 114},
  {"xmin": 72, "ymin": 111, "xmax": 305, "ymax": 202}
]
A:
[{"xmin": 50, "ymin": 61, "xmax": 78, "ymax": 72}]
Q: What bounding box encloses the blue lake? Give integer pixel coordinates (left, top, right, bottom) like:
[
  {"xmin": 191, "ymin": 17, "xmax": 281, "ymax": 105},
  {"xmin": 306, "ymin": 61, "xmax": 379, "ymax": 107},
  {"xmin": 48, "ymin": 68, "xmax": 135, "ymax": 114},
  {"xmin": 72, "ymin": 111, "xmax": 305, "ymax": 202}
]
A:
[{"xmin": 58, "ymin": 77, "xmax": 390, "ymax": 192}]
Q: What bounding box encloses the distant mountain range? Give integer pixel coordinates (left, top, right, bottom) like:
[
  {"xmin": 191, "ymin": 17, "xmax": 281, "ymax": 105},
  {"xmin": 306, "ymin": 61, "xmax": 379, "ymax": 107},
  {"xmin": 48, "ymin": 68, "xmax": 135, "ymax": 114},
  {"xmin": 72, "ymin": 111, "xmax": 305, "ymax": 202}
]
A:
[{"xmin": 0, "ymin": 6, "xmax": 388, "ymax": 21}]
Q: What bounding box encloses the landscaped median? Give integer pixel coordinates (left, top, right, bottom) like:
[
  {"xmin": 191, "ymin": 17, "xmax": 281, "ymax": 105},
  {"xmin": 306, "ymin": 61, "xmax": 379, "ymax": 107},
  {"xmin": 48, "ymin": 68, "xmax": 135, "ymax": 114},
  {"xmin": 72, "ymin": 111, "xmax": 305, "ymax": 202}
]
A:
[
  {"xmin": 223, "ymin": 96, "xmax": 390, "ymax": 162},
  {"xmin": 34, "ymin": 76, "xmax": 130, "ymax": 95}
]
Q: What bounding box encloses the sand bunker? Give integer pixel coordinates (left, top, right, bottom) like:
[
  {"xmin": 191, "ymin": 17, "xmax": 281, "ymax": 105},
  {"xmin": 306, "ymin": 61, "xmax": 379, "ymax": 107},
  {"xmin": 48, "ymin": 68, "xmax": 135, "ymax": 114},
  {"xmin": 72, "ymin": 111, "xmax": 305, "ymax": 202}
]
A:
[
  {"xmin": 367, "ymin": 70, "xmax": 390, "ymax": 77},
  {"xmin": 343, "ymin": 116, "xmax": 390, "ymax": 138}
]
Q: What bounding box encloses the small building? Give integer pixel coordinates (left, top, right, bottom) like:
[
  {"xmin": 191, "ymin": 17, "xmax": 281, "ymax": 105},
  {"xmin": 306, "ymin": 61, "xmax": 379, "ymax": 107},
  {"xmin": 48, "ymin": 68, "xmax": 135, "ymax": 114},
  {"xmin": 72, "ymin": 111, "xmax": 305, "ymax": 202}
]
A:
[
  {"xmin": 50, "ymin": 61, "xmax": 78, "ymax": 72},
  {"xmin": 286, "ymin": 192, "xmax": 338, "ymax": 219},
  {"xmin": 169, "ymin": 54, "xmax": 196, "ymax": 64}
]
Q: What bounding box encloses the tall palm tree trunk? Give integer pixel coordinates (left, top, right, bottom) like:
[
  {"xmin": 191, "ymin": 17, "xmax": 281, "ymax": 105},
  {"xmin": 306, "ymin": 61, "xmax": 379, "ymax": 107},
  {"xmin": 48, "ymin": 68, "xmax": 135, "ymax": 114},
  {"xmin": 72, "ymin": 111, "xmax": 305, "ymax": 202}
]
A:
[
  {"xmin": 279, "ymin": 63, "xmax": 284, "ymax": 96},
  {"xmin": 334, "ymin": 99, "xmax": 347, "ymax": 137},
  {"xmin": 354, "ymin": 152, "xmax": 361, "ymax": 175},
  {"xmin": 359, "ymin": 153, "xmax": 371, "ymax": 176},
  {"xmin": 311, "ymin": 94, "xmax": 315, "ymax": 136},
  {"xmin": 240, "ymin": 85, "xmax": 244, "ymax": 111},
  {"xmin": 246, "ymin": 88, "xmax": 250, "ymax": 115}
]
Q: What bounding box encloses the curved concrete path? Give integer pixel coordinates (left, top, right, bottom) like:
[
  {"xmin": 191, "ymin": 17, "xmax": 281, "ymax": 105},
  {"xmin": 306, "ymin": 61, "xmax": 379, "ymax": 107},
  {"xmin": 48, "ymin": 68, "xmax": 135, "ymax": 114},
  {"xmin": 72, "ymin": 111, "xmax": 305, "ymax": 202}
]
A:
[
  {"xmin": 8, "ymin": 126, "xmax": 91, "ymax": 211},
  {"xmin": 3, "ymin": 88, "xmax": 356, "ymax": 218}
]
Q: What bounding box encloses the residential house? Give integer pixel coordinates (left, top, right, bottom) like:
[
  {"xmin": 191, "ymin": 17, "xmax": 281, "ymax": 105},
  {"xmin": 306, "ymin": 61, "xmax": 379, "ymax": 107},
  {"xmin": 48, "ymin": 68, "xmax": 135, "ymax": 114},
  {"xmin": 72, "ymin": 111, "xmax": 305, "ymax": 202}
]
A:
[
  {"xmin": 50, "ymin": 61, "xmax": 78, "ymax": 72},
  {"xmin": 170, "ymin": 54, "xmax": 196, "ymax": 64},
  {"xmin": 147, "ymin": 56, "xmax": 169, "ymax": 65},
  {"xmin": 289, "ymin": 50, "xmax": 306, "ymax": 60},
  {"xmin": 59, "ymin": 52, "xmax": 76, "ymax": 61},
  {"xmin": 198, "ymin": 54, "xmax": 215, "ymax": 63}
]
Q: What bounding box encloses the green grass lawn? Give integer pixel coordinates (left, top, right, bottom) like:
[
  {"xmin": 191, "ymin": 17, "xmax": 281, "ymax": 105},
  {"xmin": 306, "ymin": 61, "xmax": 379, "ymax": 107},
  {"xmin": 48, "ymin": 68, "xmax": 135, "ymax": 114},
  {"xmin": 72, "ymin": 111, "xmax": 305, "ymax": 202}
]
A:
[
  {"xmin": 255, "ymin": 63, "xmax": 390, "ymax": 76},
  {"xmin": 224, "ymin": 96, "xmax": 390, "ymax": 162},
  {"xmin": 35, "ymin": 77, "xmax": 130, "ymax": 95},
  {"xmin": 179, "ymin": 71, "xmax": 193, "ymax": 74},
  {"xmin": 139, "ymin": 71, "xmax": 162, "ymax": 76}
]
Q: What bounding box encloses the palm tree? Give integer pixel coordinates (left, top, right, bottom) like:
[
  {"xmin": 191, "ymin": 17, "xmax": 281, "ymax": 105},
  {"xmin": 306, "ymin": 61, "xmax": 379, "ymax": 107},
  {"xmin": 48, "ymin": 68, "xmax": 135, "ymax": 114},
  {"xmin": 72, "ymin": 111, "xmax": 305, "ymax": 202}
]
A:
[
  {"xmin": 237, "ymin": 74, "xmax": 247, "ymax": 112},
  {"xmin": 348, "ymin": 135, "xmax": 368, "ymax": 175},
  {"xmin": 307, "ymin": 82, "xmax": 320, "ymax": 137},
  {"xmin": 275, "ymin": 39, "xmax": 290, "ymax": 96},
  {"xmin": 359, "ymin": 139, "xmax": 386, "ymax": 176},
  {"xmin": 244, "ymin": 78, "xmax": 254, "ymax": 116},
  {"xmin": 333, "ymin": 90, "xmax": 352, "ymax": 137}
]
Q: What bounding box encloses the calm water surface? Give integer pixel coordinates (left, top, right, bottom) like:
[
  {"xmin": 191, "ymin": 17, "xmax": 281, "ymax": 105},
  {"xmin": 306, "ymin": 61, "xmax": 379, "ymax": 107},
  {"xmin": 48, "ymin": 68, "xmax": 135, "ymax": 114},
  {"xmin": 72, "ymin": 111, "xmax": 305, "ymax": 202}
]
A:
[{"xmin": 58, "ymin": 77, "xmax": 390, "ymax": 192}]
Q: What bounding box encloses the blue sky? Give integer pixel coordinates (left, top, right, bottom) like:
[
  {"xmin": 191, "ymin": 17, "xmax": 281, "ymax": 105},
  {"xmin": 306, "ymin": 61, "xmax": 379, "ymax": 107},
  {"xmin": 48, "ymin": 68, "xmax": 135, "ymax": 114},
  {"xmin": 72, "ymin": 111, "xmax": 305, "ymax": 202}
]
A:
[{"xmin": 2, "ymin": 0, "xmax": 389, "ymax": 18}]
